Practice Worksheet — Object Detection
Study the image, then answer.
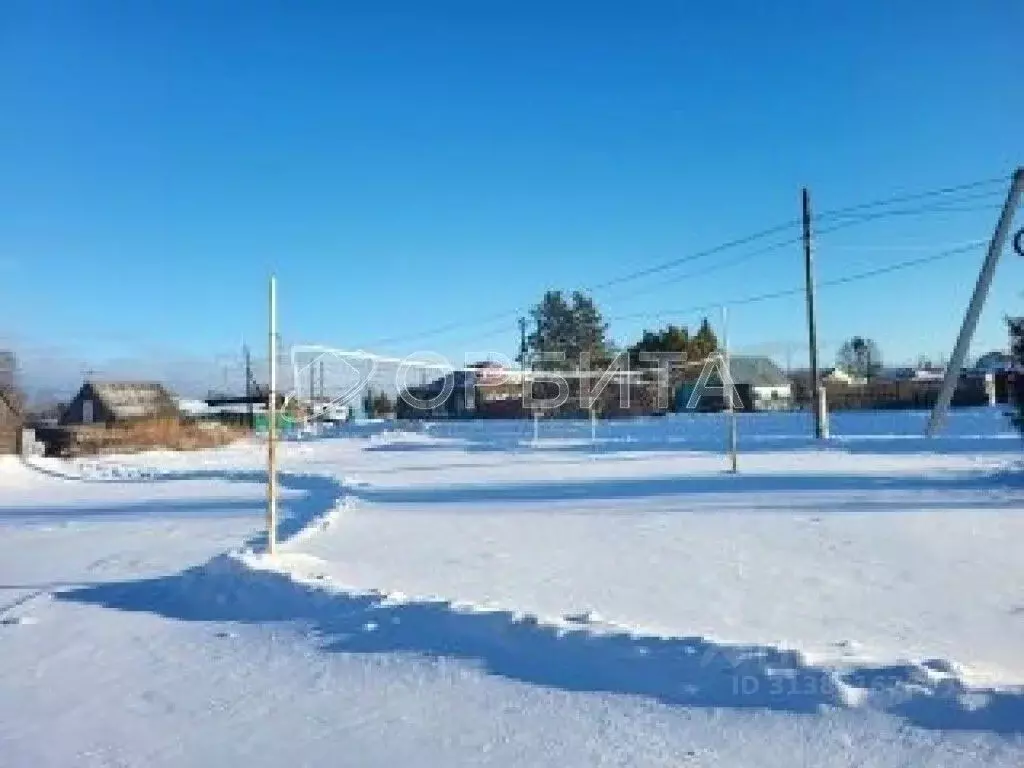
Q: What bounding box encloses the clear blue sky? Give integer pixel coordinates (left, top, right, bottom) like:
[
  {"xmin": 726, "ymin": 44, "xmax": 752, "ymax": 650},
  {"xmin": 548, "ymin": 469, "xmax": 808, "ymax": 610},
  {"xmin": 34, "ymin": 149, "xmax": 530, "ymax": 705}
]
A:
[{"xmin": 1, "ymin": 1, "xmax": 1022, "ymax": 391}]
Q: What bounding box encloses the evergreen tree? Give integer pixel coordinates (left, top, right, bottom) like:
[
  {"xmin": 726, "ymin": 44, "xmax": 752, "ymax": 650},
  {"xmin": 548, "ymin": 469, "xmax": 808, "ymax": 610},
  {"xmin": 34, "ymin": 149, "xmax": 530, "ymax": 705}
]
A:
[
  {"xmin": 628, "ymin": 324, "xmax": 690, "ymax": 365},
  {"xmin": 689, "ymin": 317, "xmax": 719, "ymax": 361},
  {"xmin": 527, "ymin": 290, "xmax": 609, "ymax": 369}
]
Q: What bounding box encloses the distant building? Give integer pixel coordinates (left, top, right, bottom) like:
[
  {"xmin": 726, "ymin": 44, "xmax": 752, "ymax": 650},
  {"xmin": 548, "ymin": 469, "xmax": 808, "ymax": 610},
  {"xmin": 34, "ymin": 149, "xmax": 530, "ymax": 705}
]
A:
[
  {"xmin": 973, "ymin": 350, "xmax": 1015, "ymax": 373},
  {"xmin": 880, "ymin": 366, "xmax": 945, "ymax": 383},
  {"xmin": 821, "ymin": 367, "xmax": 865, "ymax": 386},
  {"xmin": 728, "ymin": 356, "xmax": 792, "ymax": 409},
  {"xmin": 677, "ymin": 355, "xmax": 792, "ymax": 411},
  {"xmin": 396, "ymin": 370, "xmax": 478, "ymax": 419},
  {"xmin": 60, "ymin": 381, "xmax": 179, "ymax": 426}
]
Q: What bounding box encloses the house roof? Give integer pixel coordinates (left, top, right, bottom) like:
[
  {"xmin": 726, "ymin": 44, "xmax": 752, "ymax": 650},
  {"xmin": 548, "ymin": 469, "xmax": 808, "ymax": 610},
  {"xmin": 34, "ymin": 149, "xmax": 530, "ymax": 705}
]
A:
[
  {"xmin": 0, "ymin": 385, "xmax": 22, "ymax": 417},
  {"xmin": 728, "ymin": 356, "xmax": 791, "ymax": 388},
  {"xmin": 87, "ymin": 380, "xmax": 178, "ymax": 420}
]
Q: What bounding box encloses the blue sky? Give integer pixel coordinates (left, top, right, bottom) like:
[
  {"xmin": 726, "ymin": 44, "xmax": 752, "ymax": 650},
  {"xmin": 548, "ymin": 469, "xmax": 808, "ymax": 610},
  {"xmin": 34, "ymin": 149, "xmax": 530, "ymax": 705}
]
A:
[{"xmin": 1, "ymin": 1, "xmax": 1022, "ymax": 392}]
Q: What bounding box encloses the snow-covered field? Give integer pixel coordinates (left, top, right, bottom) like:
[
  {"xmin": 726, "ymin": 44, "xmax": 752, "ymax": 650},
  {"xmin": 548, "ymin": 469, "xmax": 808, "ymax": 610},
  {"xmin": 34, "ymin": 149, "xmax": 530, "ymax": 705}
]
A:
[{"xmin": 1, "ymin": 409, "xmax": 1022, "ymax": 766}]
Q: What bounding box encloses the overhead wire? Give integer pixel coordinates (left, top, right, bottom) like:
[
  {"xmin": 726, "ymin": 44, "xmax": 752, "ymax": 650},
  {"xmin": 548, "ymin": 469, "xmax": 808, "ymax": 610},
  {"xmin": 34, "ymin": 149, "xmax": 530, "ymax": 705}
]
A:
[
  {"xmin": 354, "ymin": 171, "xmax": 1014, "ymax": 350},
  {"xmin": 606, "ymin": 240, "xmax": 987, "ymax": 323}
]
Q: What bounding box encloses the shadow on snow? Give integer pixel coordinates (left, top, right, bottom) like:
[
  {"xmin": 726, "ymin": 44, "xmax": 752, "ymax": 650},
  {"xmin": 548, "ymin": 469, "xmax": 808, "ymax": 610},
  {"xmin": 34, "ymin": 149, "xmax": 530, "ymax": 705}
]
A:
[
  {"xmin": 57, "ymin": 551, "xmax": 1024, "ymax": 736},
  {"xmin": 22, "ymin": 450, "xmax": 1023, "ymax": 737}
]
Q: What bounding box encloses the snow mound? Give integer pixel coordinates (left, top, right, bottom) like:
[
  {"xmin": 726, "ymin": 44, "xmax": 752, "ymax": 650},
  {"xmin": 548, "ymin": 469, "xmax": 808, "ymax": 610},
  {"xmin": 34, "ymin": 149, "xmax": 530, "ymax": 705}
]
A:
[{"xmin": 56, "ymin": 548, "xmax": 1024, "ymax": 735}]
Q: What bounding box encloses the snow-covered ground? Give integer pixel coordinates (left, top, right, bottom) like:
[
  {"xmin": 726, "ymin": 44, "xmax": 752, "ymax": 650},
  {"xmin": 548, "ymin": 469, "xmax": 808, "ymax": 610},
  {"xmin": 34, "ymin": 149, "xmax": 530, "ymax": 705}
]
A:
[{"xmin": 1, "ymin": 409, "xmax": 1022, "ymax": 766}]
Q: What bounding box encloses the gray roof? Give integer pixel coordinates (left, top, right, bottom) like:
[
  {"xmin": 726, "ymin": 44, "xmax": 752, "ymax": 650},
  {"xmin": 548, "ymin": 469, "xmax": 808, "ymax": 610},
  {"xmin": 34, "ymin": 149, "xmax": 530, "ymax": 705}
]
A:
[
  {"xmin": 88, "ymin": 381, "xmax": 178, "ymax": 420},
  {"xmin": 728, "ymin": 356, "xmax": 790, "ymax": 388},
  {"xmin": 0, "ymin": 385, "xmax": 21, "ymax": 416}
]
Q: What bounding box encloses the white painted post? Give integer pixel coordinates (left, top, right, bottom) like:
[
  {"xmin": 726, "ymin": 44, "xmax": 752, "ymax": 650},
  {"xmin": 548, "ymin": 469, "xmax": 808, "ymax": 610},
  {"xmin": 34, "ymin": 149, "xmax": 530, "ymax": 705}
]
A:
[
  {"xmin": 818, "ymin": 385, "xmax": 830, "ymax": 439},
  {"xmin": 267, "ymin": 276, "xmax": 278, "ymax": 556}
]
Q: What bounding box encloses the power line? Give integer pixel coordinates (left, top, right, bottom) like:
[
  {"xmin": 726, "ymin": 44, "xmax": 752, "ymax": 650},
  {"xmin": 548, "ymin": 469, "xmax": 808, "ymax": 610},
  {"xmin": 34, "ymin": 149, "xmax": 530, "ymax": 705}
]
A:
[
  {"xmin": 360, "ymin": 309, "xmax": 520, "ymax": 349},
  {"xmin": 607, "ymin": 240, "xmax": 986, "ymax": 323},
  {"xmin": 587, "ymin": 220, "xmax": 800, "ymax": 291},
  {"xmin": 814, "ymin": 176, "xmax": 1005, "ymax": 220},
  {"xmin": 585, "ymin": 199, "xmax": 1001, "ymax": 306},
  {"xmin": 442, "ymin": 238, "xmax": 989, "ymax": 347},
  {"xmin": 354, "ymin": 172, "xmax": 1012, "ymax": 350},
  {"xmin": 588, "ymin": 176, "xmax": 1005, "ymax": 296}
]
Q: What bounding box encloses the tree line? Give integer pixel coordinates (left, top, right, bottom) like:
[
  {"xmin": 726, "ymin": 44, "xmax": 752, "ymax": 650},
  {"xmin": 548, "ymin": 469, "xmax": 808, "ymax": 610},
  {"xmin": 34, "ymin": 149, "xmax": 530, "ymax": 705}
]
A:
[{"xmin": 523, "ymin": 289, "xmax": 719, "ymax": 371}]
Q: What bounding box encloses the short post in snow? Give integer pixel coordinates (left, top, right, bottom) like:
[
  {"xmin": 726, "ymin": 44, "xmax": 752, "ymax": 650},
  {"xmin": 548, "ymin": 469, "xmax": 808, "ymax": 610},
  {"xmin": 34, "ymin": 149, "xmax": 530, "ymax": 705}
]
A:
[{"xmin": 818, "ymin": 385, "xmax": 830, "ymax": 440}]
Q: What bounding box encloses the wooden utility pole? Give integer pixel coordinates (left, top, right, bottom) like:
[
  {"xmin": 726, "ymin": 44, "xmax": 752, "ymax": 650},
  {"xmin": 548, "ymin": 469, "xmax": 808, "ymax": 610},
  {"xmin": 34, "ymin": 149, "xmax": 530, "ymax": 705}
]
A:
[
  {"xmin": 802, "ymin": 187, "xmax": 824, "ymax": 438},
  {"xmin": 267, "ymin": 276, "xmax": 278, "ymax": 555},
  {"xmin": 243, "ymin": 343, "xmax": 253, "ymax": 428},
  {"xmin": 518, "ymin": 316, "xmax": 528, "ymax": 370}
]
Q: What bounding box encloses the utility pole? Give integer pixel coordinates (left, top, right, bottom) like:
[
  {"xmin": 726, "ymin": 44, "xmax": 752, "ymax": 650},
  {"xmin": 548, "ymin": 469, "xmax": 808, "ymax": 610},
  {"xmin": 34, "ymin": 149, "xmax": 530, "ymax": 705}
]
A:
[
  {"xmin": 243, "ymin": 343, "xmax": 253, "ymax": 428},
  {"xmin": 927, "ymin": 168, "xmax": 1024, "ymax": 436},
  {"xmin": 802, "ymin": 187, "xmax": 824, "ymax": 438},
  {"xmin": 518, "ymin": 316, "xmax": 528, "ymax": 370},
  {"xmin": 266, "ymin": 276, "xmax": 278, "ymax": 556}
]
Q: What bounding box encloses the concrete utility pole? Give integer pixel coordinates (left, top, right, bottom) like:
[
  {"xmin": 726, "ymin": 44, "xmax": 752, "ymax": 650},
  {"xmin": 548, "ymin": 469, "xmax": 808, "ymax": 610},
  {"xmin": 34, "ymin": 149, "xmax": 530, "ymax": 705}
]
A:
[
  {"xmin": 267, "ymin": 276, "xmax": 278, "ymax": 555},
  {"xmin": 802, "ymin": 187, "xmax": 824, "ymax": 438},
  {"xmin": 926, "ymin": 168, "xmax": 1024, "ymax": 436}
]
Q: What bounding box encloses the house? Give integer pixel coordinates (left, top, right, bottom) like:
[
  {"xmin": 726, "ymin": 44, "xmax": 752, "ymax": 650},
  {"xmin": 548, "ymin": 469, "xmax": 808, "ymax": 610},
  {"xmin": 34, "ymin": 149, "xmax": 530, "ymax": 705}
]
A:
[
  {"xmin": 973, "ymin": 351, "xmax": 1015, "ymax": 373},
  {"xmin": 396, "ymin": 371, "xmax": 478, "ymax": 419},
  {"xmin": 0, "ymin": 385, "xmax": 24, "ymax": 454},
  {"xmin": 676, "ymin": 355, "xmax": 792, "ymax": 411},
  {"xmin": 61, "ymin": 380, "xmax": 179, "ymax": 426},
  {"xmin": 729, "ymin": 356, "xmax": 792, "ymax": 409}
]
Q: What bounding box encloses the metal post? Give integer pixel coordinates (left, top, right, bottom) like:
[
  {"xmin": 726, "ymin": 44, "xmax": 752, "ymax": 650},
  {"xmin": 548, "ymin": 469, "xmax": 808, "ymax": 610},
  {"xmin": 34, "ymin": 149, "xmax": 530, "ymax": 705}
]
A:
[
  {"xmin": 803, "ymin": 187, "xmax": 823, "ymax": 438},
  {"xmin": 927, "ymin": 169, "xmax": 1024, "ymax": 436},
  {"xmin": 267, "ymin": 276, "xmax": 278, "ymax": 555}
]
